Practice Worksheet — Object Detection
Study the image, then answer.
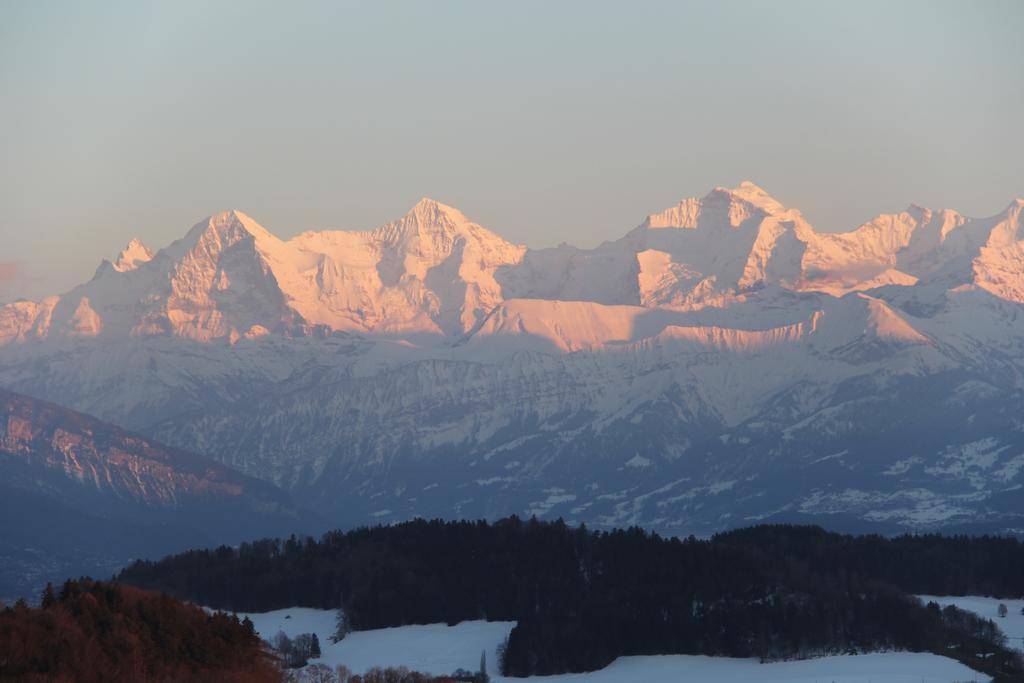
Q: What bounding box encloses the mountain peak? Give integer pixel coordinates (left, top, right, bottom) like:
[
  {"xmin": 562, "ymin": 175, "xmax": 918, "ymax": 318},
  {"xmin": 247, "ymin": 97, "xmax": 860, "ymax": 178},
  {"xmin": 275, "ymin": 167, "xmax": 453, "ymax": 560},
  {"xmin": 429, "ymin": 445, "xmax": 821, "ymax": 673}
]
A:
[
  {"xmin": 706, "ymin": 181, "xmax": 787, "ymax": 214},
  {"xmin": 111, "ymin": 238, "xmax": 154, "ymax": 272},
  {"xmin": 413, "ymin": 196, "xmax": 448, "ymax": 210},
  {"xmin": 189, "ymin": 209, "xmax": 277, "ymax": 246},
  {"xmin": 405, "ymin": 197, "xmax": 469, "ymax": 228},
  {"xmin": 644, "ymin": 182, "xmax": 791, "ymax": 229},
  {"xmin": 735, "ymin": 180, "xmax": 769, "ymax": 195},
  {"xmin": 372, "ymin": 198, "xmax": 476, "ymax": 245},
  {"xmin": 209, "ymin": 208, "xmax": 261, "ymax": 229}
]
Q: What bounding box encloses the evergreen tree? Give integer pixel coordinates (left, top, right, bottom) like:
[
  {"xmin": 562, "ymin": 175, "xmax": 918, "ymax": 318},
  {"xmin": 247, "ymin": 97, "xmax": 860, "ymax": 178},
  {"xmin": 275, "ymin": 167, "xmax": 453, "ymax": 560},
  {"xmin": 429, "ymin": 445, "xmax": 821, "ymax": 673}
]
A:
[
  {"xmin": 292, "ymin": 633, "xmax": 313, "ymax": 667},
  {"xmin": 114, "ymin": 518, "xmax": 1024, "ymax": 680},
  {"xmin": 40, "ymin": 583, "xmax": 56, "ymax": 609},
  {"xmin": 334, "ymin": 606, "xmax": 351, "ymax": 642},
  {"xmin": 478, "ymin": 649, "xmax": 489, "ymax": 682}
]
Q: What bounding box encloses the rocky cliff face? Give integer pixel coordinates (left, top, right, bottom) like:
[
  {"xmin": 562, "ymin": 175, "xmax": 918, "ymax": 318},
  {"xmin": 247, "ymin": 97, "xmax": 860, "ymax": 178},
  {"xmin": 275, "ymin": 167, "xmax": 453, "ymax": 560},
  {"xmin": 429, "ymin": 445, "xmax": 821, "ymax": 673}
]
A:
[
  {"xmin": 0, "ymin": 387, "xmax": 316, "ymax": 602},
  {"xmin": 0, "ymin": 385, "xmax": 316, "ymax": 547}
]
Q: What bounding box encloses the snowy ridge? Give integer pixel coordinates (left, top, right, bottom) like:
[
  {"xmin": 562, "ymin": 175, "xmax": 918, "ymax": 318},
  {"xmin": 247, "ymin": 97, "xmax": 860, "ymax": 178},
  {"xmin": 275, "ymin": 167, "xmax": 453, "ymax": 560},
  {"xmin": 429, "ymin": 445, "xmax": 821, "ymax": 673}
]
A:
[{"xmin": 4, "ymin": 182, "xmax": 1022, "ymax": 348}]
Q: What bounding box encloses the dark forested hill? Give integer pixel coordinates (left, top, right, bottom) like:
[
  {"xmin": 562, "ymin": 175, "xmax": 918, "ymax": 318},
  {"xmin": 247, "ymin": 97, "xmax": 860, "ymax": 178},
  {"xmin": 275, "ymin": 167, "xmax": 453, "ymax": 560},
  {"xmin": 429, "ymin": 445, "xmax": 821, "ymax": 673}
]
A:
[
  {"xmin": 117, "ymin": 519, "xmax": 1024, "ymax": 680},
  {"xmin": 0, "ymin": 578, "xmax": 278, "ymax": 682}
]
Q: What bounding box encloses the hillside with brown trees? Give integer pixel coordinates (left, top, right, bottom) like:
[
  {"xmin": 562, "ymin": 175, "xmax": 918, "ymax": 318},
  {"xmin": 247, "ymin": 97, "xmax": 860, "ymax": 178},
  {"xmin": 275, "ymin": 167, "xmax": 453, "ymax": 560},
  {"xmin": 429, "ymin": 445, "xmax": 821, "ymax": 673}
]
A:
[{"xmin": 0, "ymin": 579, "xmax": 278, "ymax": 682}]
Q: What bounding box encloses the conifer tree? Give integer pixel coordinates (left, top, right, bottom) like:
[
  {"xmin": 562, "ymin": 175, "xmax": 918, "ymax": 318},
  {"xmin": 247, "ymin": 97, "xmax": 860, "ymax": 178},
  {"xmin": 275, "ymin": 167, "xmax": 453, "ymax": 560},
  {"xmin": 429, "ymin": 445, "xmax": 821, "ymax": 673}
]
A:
[
  {"xmin": 334, "ymin": 605, "xmax": 351, "ymax": 642},
  {"xmin": 41, "ymin": 583, "xmax": 56, "ymax": 609}
]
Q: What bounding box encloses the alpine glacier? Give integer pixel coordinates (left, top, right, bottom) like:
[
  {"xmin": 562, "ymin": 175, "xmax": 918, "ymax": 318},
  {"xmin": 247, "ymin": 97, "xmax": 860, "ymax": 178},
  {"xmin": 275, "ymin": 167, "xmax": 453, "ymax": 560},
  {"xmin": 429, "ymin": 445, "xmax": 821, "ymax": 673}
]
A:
[{"xmin": 3, "ymin": 182, "xmax": 1024, "ymax": 534}]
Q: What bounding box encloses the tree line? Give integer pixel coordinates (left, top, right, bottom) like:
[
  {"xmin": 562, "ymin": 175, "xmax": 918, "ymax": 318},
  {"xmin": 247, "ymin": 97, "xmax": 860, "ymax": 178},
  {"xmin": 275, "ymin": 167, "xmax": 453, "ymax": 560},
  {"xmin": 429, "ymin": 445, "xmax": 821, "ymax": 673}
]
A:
[{"xmin": 116, "ymin": 519, "xmax": 1024, "ymax": 680}]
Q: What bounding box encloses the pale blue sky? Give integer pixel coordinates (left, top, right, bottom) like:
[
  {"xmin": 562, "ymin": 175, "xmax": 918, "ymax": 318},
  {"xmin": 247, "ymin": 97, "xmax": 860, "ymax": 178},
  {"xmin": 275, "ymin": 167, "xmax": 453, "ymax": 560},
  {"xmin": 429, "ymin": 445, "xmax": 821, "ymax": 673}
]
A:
[{"xmin": 1, "ymin": 1, "xmax": 1022, "ymax": 301}]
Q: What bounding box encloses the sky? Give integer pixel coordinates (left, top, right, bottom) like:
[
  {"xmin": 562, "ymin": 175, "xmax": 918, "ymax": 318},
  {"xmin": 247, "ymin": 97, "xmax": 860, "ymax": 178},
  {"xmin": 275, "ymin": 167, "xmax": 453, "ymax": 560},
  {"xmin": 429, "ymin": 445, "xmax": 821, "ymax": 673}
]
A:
[{"xmin": 1, "ymin": 0, "xmax": 1022, "ymax": 302}]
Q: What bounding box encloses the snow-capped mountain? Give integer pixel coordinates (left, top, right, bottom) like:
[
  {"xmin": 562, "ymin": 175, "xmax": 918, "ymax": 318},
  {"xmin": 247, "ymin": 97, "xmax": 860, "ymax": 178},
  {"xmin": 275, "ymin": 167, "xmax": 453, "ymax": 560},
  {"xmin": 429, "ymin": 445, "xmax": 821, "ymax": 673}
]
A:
[
  {"xmin": 0, "ymin": 199, "xmax": 524, "ymax": 344},
  {"xmin": 2, "ymin": 182, "xmax": 1024, "ymax": 535}
]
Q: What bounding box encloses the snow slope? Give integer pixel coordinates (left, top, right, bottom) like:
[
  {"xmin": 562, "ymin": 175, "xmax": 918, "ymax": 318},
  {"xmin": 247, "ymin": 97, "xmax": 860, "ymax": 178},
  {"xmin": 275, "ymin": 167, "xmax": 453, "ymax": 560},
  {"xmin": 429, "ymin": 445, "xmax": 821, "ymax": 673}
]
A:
[
  {"xmin": 513, "ymin": 653, "xmax": 988, "ymax": 683},
  {"xmin": 240, "ymin": 608, "xmax": 511, "ymax": 679},
  {"xmin": 234, "ymin": 607, "xmax": 988, "ymax": 682}
]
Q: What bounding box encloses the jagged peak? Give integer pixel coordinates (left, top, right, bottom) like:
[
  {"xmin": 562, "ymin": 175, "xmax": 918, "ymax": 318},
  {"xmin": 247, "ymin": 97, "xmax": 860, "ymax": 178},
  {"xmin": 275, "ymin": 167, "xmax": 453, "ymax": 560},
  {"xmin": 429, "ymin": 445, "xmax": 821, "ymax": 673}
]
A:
[
  {"xmin": 111, "ymin": 238, "xmax": 154, "ymax": 273},
  {"xmin": 405, "ymin": 197, "xmax": 470, "ymax": 228},
  {"xmin": 903, "ymin": 204, "xmax": 965, "ymax": 219},
  {"xmin": 372, "ymin": 197, "xmax": 487, "ymax": 246},
  {"xmin": 207, "ymin": 208, "xmax": 267, "ymax": 232},
  {"xmin": 186, "ymin": 209, "xmax": 278, "ymax": 247},
  {"xmin": 92, "ymin": 238, "xmax": 154, "ymax": 278}
]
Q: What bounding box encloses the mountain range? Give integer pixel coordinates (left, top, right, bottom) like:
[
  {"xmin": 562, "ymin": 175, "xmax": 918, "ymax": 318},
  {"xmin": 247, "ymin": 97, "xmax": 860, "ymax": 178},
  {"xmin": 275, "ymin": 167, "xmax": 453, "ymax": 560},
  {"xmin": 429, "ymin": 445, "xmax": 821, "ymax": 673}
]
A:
[{"xmin": 2, "ymin": 181, "xmax": 1024, "ymax": 539}]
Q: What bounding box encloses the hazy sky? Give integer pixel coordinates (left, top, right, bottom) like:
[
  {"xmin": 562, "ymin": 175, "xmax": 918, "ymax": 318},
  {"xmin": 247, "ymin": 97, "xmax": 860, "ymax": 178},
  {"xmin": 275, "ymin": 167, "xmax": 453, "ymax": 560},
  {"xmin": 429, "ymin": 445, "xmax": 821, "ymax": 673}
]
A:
[{"xmin": 1, "ymin": 1, "xmax": 1022, "ymax": 301}]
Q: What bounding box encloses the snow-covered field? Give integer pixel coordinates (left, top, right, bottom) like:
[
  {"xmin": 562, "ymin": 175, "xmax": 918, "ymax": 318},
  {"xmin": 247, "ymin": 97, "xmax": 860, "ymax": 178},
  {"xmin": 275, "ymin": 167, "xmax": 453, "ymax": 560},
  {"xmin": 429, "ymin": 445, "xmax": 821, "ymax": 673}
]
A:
[
  {"xmin": 918, "ymin": 595, "xmax": 1024, "ymax": 652},
  {"xmin": 496, "ymin": 653, "xmax": 987, "ymax": 682},
  {"xmin": 238, "ymin": 607, "xmax": 511, "ymax": 677},
  {"xmin": 232, "ymin": 607, "xmax": 990, "ymax": 682}
]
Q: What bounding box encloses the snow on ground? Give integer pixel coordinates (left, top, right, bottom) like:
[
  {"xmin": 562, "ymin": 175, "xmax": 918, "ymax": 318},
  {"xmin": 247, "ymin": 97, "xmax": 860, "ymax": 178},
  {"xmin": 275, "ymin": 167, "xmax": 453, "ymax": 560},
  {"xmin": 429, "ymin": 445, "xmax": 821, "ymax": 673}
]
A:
[
  {"xmin": 228, "ymin": 607, "xmax": 990, "ymax": 682},
  {"xmin": 235, "ymin": 607, "xmax": 339, "ymax": 645},
  {"xmin": 918, "ymin": 595, "xmax": 1024, "ymax": 652},
  {"xmin": 511, "ymin": 653, "xmax": 987, "ymax": 683},
  {"xmin": 233, "ymin": 607, "xmax": 512, "ymax": 677}
]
